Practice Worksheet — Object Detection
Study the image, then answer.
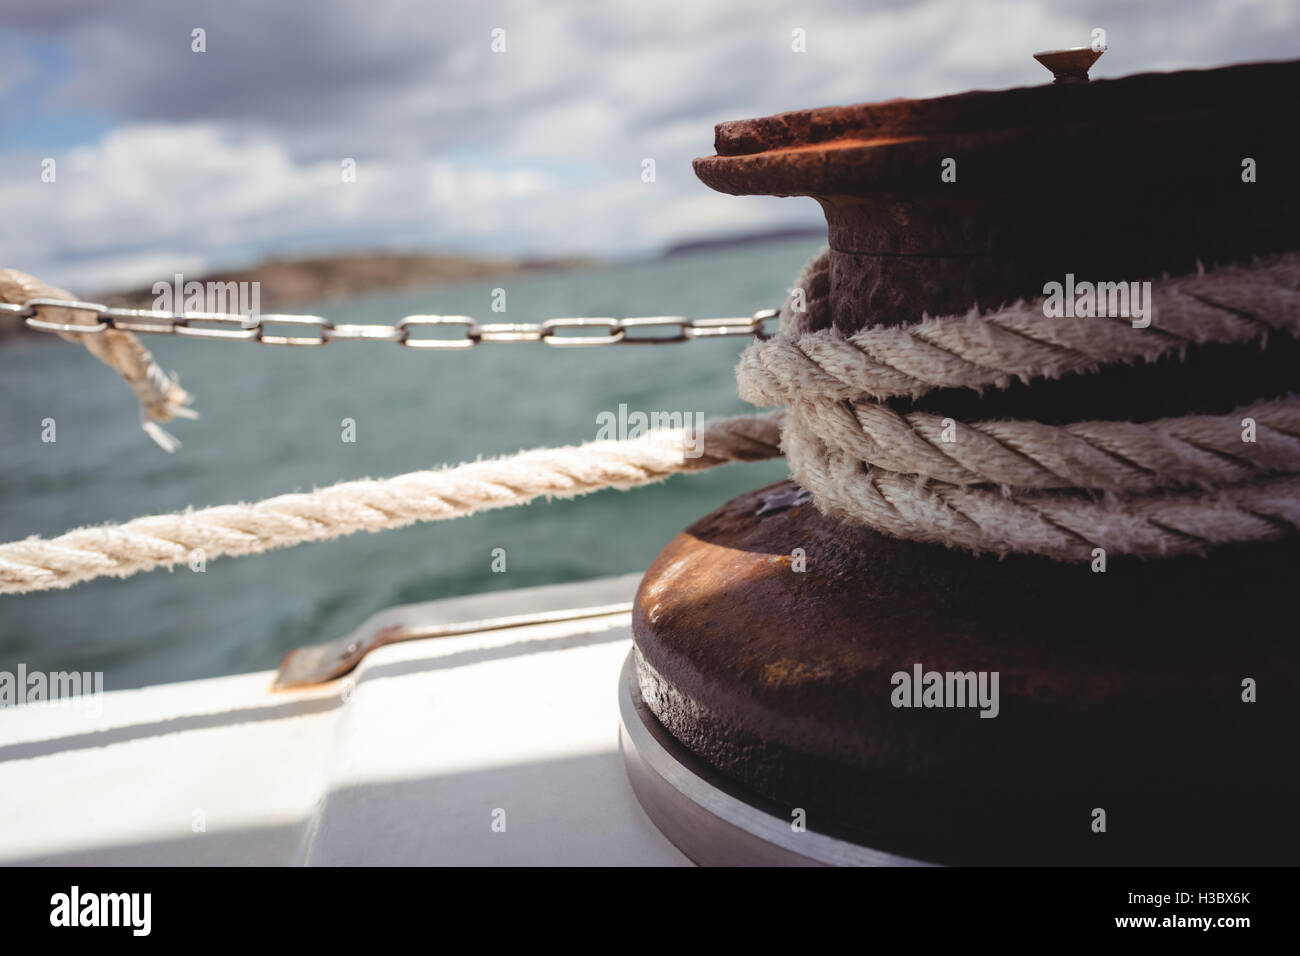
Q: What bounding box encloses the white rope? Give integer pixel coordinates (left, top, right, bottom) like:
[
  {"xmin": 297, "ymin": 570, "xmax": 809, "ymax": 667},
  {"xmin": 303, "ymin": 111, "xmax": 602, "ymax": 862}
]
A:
[
  {"xmin": 0, "ymin": 413, "xmax": 781, "ymax": 594},
  {"xmin": 0, "ymin": 268, "xmax": 195, "ymax": 451},
  {"xmin": 738, "ymin": 253, "xmax": 1300, "ymax": 405},
  {"xmin": 798, "ymin": 396, "xmax": 1300, "ymax": 492},
  {"xmin": 737, "ymin": 249, "xmax": 1300, "ymax": 560}
]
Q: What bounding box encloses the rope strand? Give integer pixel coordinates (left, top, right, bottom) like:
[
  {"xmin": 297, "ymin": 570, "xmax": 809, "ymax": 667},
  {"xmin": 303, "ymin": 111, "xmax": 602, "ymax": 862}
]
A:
[
  {"xmin": 738, "ymin": 254, "xmax": 1300, "ymax": 405},
  {"xmin": 0, "ymin": 268, "xmax": 194, "ymax": 450},
  {"xmin": 737, "ymin": 249, "xmax": 1300, "ymax": 561},
  {"xmin": 0, "ymin": 413, "xmax": 781, "ymax": 594}
]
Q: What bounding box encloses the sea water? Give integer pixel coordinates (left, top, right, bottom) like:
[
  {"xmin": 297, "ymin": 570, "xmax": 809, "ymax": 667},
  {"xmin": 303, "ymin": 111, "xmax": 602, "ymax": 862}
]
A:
[{"xmin": 0, "ymin": 237, "xmax": 820, "ymax": 689}]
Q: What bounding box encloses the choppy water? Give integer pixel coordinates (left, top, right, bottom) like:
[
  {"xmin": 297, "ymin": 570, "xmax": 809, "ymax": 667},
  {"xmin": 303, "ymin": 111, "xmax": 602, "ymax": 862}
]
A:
[{"xmin": 0, "ymin": 237, "xmax": 821, "ymax": 689}]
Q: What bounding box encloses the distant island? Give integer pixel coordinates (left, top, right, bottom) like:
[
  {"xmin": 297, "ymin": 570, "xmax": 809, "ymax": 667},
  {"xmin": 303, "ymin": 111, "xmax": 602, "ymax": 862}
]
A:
[
  {"xmin": 662, "ymin": 225, "xmax": 826, "ymax": 257},
  {"xmin": 0, "ymin": 252, "xmax": 591, "ymax": 340},
  {"xmin": 3, "ymin": 229, "xmax": 827, "ymax": 342},
  {"xmin": 96, "ymin": 252, "xmax": 594, "ymax": 311}
]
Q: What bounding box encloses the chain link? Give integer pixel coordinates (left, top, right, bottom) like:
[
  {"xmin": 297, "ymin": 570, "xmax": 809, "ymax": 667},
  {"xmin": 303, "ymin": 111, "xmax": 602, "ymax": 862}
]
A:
[{"xmin": 9, "ymin": 299, "xmax": 781, "ymax": 349}]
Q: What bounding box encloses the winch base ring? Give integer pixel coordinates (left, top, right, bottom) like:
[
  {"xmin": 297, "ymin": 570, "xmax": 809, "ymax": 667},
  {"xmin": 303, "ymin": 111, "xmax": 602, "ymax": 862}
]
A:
[{"xmin": 617, "ymin": 649, "xmax": 933, "ymax": 867}]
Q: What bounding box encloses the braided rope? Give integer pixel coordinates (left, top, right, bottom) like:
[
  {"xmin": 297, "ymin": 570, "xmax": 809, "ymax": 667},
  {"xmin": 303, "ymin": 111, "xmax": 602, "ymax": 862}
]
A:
[
  {"xmin": 739, "ymin": 253, "xmax": 1300, "ymax": 405},
  {"xmin": 797, "ymin": 396, "xmax": 1300, "ymax": 492},
  {"xmin": 738, "ymin": 250, "xmax": 1300, "ymax": 560},
  {"xmin": 0, "ymin": 413, "xmax": 781, "ymax": 594},
  {"xmin": 0, "ymin": 268, "xmax": 195, "ymax": 450},
  {"xmin": 789, "ymin": 430, "xmax": 1300, "ymax": 561}
]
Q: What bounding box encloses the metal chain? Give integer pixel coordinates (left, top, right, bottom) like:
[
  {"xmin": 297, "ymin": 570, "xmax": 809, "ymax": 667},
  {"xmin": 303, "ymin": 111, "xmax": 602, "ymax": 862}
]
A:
[{"xmin": 0, "ymin": 299, "xmax": 780, "ymax": 349}]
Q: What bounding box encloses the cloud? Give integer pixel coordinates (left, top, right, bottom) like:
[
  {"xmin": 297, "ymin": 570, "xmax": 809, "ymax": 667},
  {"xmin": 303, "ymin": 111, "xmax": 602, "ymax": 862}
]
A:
[
  {"xmin": 0, "ymin": 123, "xmax": 575, "ymax": 289},
  {"xmin": 0, "ymin": 0, "xmax": 1293, "ymax": 288}
]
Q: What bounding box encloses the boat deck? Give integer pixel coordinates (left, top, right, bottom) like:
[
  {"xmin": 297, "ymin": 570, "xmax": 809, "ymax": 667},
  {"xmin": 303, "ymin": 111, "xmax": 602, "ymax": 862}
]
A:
[{"xmin": 0, "ymin": 574, "xmax": 689, "ymax": 865}]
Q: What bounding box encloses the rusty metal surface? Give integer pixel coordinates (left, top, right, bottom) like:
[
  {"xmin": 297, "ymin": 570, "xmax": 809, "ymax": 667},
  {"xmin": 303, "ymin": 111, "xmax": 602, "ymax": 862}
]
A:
[
  {"xmin": 632, "ymin": 481, "xmax": 1300, "ymax": 863},
  {"xmin": 694, "ymin": 59, "xmax": 1300, "ymax": 332},
  {"xmin": 618, "ymin": 649, "xmax": 932, "ymax": 866},
  {"xmin": 627, "ymin": 59, "xmax": 1300, "ymax": 863},
  {"xmin": 695, "ymin": 60, "xmax": 1296, "ymax": 191},
  {"xmin": 1033, "ymin": 47, "xmax": 1104, "ymax": 84}
]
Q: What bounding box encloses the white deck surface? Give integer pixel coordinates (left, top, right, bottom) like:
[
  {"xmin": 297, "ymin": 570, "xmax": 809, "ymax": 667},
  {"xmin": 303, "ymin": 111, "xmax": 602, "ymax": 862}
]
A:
[{"xmin": 0, "ymin": 574, "xmax": 689, "ymax": 865}]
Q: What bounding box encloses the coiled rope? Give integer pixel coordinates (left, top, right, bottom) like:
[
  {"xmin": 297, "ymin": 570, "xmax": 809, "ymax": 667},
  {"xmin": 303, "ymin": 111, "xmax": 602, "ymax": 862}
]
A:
[
  {"xmin": 738, "ymin": 250, "xmax": 1300, "ymax": 561},
  {"xmin": 0, "ymin": 251, "xmax": 1297, "ymax": 593}
]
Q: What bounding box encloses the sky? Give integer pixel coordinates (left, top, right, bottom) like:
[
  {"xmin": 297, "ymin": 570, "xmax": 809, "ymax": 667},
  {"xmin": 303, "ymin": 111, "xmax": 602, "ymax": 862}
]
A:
[{"xmin": 1, "ymin": 0, "xmax": 1295, "ymax": 290}]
